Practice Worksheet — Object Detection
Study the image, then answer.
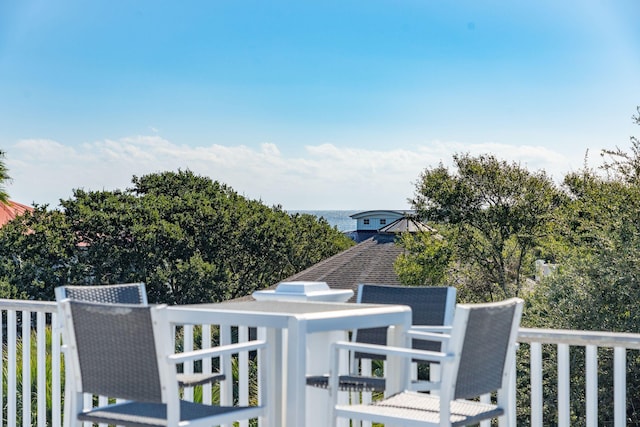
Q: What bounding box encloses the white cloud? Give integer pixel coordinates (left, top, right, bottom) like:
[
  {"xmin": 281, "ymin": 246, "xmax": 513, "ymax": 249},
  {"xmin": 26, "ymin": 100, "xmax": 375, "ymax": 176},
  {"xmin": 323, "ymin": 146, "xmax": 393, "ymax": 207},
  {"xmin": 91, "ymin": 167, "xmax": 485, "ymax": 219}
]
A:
[{"xmin": 4, "ymin": 136, "xmax": 577, "ymax": 210}]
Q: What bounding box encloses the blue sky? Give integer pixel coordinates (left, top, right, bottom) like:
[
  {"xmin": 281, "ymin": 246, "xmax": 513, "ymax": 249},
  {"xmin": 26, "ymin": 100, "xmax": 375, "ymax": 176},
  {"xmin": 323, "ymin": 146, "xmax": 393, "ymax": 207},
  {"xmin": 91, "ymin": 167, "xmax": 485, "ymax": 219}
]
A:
[{"xmin": 1, "ymin": 1, "xmax": 639, "ymax": 210}]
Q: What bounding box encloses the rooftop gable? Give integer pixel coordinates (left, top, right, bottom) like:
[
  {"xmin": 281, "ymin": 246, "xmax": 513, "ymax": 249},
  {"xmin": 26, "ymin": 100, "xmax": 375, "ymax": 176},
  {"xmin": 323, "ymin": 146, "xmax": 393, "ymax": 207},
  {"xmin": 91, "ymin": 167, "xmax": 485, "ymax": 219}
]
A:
[{"xmin": 0, "ymin": 200, "xmax": 33, "ymax": 227}]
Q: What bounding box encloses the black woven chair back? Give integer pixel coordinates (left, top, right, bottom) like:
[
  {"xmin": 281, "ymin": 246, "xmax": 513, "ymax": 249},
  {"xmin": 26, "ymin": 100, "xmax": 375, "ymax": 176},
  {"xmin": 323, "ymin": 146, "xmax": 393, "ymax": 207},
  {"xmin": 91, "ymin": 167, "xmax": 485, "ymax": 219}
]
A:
[
  {"xmin": 454, "ymin": 299, "xmax": 519, "ymax": 399},
  {"xmin": 59, "ymin": 283, "xmax": 147, "ymax": 304},
  {"xmin": 68, "ymin": 300, "xmax": 163, "ymax": 402},
  {"xmin": 355, "ymin": 284, "xmax": 454, "ymax": 359}
]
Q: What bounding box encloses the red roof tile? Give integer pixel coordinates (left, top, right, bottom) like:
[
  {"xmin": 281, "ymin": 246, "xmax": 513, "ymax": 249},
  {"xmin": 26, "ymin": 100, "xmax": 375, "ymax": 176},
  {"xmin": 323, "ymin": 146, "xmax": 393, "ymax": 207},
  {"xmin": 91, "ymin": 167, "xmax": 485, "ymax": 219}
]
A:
[{"xmin": 0, "ymin": 200, "xmax": 33, "ymax": 227}]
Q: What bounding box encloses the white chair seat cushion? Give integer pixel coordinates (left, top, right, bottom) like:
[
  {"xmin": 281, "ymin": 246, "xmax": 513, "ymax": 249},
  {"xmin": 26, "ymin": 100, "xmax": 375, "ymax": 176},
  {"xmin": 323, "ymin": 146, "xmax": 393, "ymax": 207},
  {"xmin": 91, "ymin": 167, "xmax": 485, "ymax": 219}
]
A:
[
  {"xmin": 79, "ymin": 400, "xmax": 263, "ymax": 426},
  {"xmin": 335, "ymin": 391, "xmax": 504, "ymax": 427}
]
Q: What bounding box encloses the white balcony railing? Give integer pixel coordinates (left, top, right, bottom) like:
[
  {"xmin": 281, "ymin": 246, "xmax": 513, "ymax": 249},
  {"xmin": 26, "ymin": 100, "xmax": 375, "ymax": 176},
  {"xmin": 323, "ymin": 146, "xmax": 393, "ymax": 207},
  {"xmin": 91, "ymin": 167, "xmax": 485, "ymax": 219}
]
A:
[
  {"xmin": 518, "ymin": 328, "xmax": 640, "ymax": 427},
  {"xmin": 2, "ymin": 298, "xmax": 639, "ymax": 426}
]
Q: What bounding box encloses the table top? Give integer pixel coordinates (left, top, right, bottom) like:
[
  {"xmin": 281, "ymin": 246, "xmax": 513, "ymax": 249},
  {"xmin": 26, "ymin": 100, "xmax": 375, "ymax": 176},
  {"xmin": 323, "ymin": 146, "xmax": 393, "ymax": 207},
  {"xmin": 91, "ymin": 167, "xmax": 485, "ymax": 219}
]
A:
[
  {"xmin": 167, "ymin": 299, "xmax": 412, "ymax": 331},
  {"xmin": 182, "ymin": 299, "xmax": 409, "ymax": 314}
]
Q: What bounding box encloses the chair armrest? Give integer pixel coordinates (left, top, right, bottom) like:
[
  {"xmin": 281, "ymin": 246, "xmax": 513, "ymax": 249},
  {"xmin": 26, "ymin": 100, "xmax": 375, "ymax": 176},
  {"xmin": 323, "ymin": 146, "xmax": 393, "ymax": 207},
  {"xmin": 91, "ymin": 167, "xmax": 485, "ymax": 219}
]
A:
[
  {"xmin": 409, "ymin": 325, "xmax": 452, "ymax": 334},
  {"xmin": 168, "ymin": 339, "xmax": 267, "ymax": 365},
  {"xmin": 407, "ymin": 328, "xmax": 451, "ymax": 343},
  {"xmin": 328, "ymin": 341, "xmax": 453, "ymax": 399},
  {"xmin": 333, "ymin": 340, "xmax": 452, "ymax": 364}
]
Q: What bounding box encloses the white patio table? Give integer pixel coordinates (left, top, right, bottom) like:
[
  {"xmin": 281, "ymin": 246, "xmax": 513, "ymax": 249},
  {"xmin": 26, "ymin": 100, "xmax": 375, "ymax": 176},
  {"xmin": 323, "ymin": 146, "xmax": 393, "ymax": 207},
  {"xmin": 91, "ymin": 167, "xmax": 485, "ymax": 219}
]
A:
[{"xmin": 167, "ymin": 299, "xmax": 412, "ymax": 427}]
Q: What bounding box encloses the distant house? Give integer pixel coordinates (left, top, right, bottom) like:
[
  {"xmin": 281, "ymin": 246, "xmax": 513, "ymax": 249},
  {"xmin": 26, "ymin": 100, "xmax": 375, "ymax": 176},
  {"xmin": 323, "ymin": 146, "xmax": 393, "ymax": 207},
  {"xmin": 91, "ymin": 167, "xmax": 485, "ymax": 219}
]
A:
[
  {"xmin": 0, "ymin": 200, "xmax": 33, "ymax": 228},
  {"xmin": 347, "ymin": 210, "xmax": 415, "ymax": 243}
]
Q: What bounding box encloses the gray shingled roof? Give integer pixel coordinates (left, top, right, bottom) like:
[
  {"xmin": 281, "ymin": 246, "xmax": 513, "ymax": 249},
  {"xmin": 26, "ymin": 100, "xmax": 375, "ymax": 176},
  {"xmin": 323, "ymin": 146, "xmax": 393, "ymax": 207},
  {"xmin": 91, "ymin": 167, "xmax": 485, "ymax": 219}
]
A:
[{"xmin": 242, "ymin": 233, "xmax": 404, "ymax": 302}]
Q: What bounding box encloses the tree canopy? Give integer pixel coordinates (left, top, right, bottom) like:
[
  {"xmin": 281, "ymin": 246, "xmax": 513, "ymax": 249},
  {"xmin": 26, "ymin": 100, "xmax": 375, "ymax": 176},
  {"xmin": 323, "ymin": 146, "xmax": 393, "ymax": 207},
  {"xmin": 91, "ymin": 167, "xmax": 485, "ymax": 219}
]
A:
[
  {"xmin": 0, "ymin": 170, "xmax": 353, "ymax": 303},
  {"xmin": 409, "ymin": 153, "xmax": 561, "ymax": 300}
]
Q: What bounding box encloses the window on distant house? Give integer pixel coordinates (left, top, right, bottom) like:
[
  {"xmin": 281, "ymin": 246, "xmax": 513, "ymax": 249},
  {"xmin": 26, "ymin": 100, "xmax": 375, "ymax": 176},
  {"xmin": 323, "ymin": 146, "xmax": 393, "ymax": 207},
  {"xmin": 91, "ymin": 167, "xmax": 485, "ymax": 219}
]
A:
[
  {"xmin": 364, "ymin": 219, "xmax": 370, "ymax": 225},
  {"xmin": 380, "ymin": 219, "xmax": 386, "ymax": 225}
]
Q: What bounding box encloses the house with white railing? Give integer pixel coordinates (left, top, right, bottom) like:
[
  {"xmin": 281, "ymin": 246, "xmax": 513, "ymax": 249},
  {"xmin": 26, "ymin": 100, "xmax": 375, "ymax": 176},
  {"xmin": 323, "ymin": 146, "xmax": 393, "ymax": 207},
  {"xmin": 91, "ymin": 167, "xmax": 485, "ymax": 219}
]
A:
[{"xmin": 1, "ymin": 298, "xmax": 638, "ymax": 427}]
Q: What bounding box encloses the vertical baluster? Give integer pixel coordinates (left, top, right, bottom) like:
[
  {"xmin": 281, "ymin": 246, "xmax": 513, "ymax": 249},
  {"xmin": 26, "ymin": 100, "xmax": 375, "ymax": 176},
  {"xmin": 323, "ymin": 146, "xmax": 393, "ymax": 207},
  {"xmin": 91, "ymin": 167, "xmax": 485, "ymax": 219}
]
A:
[
  {"xmin": 585, "ymin": 345, "xmax": 598, "ymax": 427},
  {"xmin": 52, "ymin": 312, "xmax": 62, "ymax": 427},
  {"xmin": 98, "ymin": 396, "xmax": 108, "ymax": 427},
  {"xmin": 22, "ymin": 310, "xmax": 32, "ymax": 427},
  {"xmin": 37, "ymin": 312, "xmax": 46, "ymax": 427},
  {"xmin": 614, "ymin": 347, "xmax": 626, "ymax": 427},
  {"xmin": 360, "ymin": 358, "xmax": 372, "ymax": 427},
  {"xmin": 238, "ymin": 326, "xmax": 249, "ymax": 427},
  {"xmin": 257, "ymin": 327, "xmax": 268, "ymax": 427},
  {"xmin": 183, "ymin": 325, "xmax": 194, "ymax": 402},
  {"xmin": 83, "ymin": 393, "xmax": 92, "ymax": 427},
  {"xmin": 530, "ymin": 342, "xmax": 543, "ymax": 427},
  {"xmin": 220, "ymin": 325, "xmax": 232, "ymax": 427},
  {"xmin": 480, "ymin": 394, "xmax": 491, "ymax": 427},
  {"xmin": 557, "ymin": 344, "xmax": 570, "ymax": 427},
  {"xmin": 8, "ymin": 310, "xmax": 16, "ymax": 427},
  {"xmin": 0, "ymin": 310, "xmax": 4, "ymax": 426},
  {"xmin": 202, "ymin": 324, "xmax": 212, "ymax": 404}
]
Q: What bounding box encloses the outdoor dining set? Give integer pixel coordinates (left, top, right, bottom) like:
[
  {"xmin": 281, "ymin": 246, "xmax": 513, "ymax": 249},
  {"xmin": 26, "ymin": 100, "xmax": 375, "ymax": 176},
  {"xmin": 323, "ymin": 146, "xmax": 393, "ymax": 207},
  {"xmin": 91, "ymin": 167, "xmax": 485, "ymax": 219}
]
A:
[{"xmin": 54, "ymin": 282, "xmax": 523, "ymax": 427}]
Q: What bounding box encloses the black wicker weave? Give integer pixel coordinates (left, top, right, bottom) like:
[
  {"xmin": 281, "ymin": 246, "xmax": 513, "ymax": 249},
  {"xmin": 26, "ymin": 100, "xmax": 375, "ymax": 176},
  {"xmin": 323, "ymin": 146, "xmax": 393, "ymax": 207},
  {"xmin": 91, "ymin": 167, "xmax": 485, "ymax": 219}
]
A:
[{"xmin": 58, "ymin": 283, "xmax": 148, "ymax": 305}]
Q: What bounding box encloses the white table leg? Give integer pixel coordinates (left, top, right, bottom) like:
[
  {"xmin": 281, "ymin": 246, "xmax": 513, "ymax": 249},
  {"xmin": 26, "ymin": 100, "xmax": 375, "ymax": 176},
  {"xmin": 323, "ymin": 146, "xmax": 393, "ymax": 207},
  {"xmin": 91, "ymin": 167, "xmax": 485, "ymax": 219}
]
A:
[
  {"xmin": 261, "ymin": 327, "xmax": 282, "ymax": 427},
  {"xmin": 306, "ymin": 330, "xmax": 349, "ymax": 427},
  {"xmin": 286, "ymin": 318, "xmax": 306, "ymax": 427}
]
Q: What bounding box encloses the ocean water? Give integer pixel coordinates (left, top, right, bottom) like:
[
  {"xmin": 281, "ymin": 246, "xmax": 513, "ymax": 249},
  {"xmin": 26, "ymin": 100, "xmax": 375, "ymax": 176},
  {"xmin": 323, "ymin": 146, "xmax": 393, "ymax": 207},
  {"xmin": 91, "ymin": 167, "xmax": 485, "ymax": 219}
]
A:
[{"xmin": 289, "ymin": 210, "xmax": 360, "ymax": 232}]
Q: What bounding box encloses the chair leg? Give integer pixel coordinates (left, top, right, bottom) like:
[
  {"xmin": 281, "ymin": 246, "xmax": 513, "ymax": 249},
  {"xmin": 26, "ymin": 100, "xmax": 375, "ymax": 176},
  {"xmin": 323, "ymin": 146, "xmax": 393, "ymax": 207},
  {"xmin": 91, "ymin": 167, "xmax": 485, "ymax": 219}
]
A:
[
  {"xmin": 62, "ymin": 388, "xmax": 70, "ymax": 427},
  {"xmin": 65, "ymin": 391, "xmax": 84, "ymax": 427},
  {"xmin": 63, "ymin": 362, "xmax": 71, "ymax": 427}
]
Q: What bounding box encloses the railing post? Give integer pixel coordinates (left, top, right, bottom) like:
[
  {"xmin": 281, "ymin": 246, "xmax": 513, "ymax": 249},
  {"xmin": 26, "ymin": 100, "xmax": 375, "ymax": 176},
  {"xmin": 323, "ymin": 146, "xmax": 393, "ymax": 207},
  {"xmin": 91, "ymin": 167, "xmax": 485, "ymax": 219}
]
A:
[
  {"xmin": 0, "ymin": 309, "xmax": 3, "ymax": 426},
  {"xmin": 8, "ymin": 310, "xmax": 17, "ymax": 427},
  {"xmin": 585, "ymin": 345, "xmax": 597, "ymax": 427},
  {"xmin": 183, "ymin": 324, "xmax": 194, "ymax": 402},
  {"xmin": 52, "ymin": 312, "xmax": 62, "ymax": 427},
  {"xmin": 220, "ymin": 324, "xmax": 233, "ymax": 427},
  {"xmin": 202, "ymin": 324, "xmax": 213, "ymax": 404},
  {"xmin": 530, "ymin": 342, "xmax": 543, "ymax": 427},
  {"xmin": 239, "ymin": 326, "xmax": 249, "ymax": 427},
  {"xmin": 557, "ymin": 343, "xmax": 570, "ymax": 427},
  {"xmin": 509, "ymin": 353, "xmax": 517, "ymax": 427},
  {"xmin": 614, "ymin": 347, "xmax": 626, "ymax": 427},
  {"xmin": 23, "ymin": 310, "xmax": 32, "ymax": 427},
  {"xmin": 37, "ymin": 312, "xmax": 46, "ymax": 427}
]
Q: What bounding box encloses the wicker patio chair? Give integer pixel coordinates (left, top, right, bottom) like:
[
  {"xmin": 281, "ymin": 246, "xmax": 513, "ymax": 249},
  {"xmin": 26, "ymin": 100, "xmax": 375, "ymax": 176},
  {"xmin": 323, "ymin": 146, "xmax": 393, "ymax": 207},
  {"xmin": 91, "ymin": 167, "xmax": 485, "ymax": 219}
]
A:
[
  {"xmin": 329, "ymin": 297, "xmax": 524, "ymax": 427},
  {"xmin": 59, "ymin": 299, "xmax": 268, "ymax": 427},
  {"xmin": 55, "ymin": 283, "xmax": 225, "ymax": 388},
  {"xmin": 306, "ymin": 284, "xmax": 456, "ymax": 392}
]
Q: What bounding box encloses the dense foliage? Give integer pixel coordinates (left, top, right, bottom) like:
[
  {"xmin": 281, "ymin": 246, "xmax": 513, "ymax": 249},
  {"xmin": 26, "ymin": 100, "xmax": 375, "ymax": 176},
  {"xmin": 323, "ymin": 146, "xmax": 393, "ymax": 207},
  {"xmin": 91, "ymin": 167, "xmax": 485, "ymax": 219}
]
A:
[
  {"xmin": 397, "ymin": 106, "xmax": 640, "ymax": 424},
  {"xmin": 0, "ymin": 170, "xmax": 353, "ymax": 303},
  {"xmin": 407, "ymin": 153, "xmax": 561, "ymax": 300},
  {"xmin": 523, "ymin": 110, "xmax": 640, "ymax": 424}
]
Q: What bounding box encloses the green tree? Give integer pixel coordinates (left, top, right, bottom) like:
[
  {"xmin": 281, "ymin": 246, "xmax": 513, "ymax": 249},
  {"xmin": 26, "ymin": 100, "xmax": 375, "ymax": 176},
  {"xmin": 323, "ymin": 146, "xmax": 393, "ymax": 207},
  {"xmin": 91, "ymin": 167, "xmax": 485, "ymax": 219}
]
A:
[
  {"xmin": 0, "ymin": 206, "xmax": 78, "ymax": 300},
  {"xmin": 411, "ymin": 153, "xmax": 560, "ymax": 300},
  {"xmin": 394, "ymin": 225, "xmax": 452, "ymax": 287},
  {"xmin": 526, "ymin": 174, "xmax": 640, "ymax": 425},
  {"xmin": 525, "ymin": 106, "xmax": 640, "ymax": 424},
  {"xmin": 0, "ymin": 150, "xmax": 10, "ymax": 203},
  {"xmin": 0, "ymin": 170, "xmax": 353, "ymax": 303}
]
